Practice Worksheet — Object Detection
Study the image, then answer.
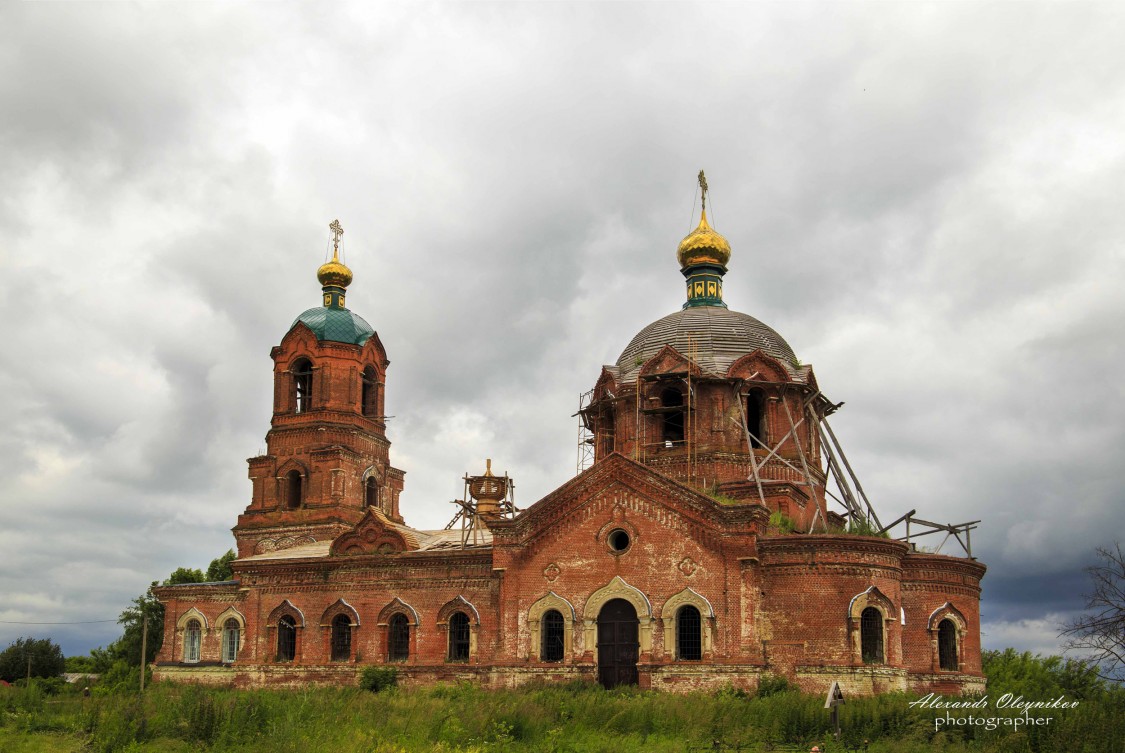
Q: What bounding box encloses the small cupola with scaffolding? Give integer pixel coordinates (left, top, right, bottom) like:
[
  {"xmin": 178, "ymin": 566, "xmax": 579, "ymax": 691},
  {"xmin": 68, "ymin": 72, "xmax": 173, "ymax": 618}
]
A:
[{"xmin": 447, "ymin": 460, "xmax": 517, "ymax": 548}]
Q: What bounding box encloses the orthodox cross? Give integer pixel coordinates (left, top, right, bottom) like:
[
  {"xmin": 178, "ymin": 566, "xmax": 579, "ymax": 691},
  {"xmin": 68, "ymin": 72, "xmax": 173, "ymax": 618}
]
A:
[
  {"xmin": 698, "ymin": 170, "xmax": 709, "ymax": 212},
  {"xmin": 329, "ymin": 219, "xmax": 344, "ymax": 253}
]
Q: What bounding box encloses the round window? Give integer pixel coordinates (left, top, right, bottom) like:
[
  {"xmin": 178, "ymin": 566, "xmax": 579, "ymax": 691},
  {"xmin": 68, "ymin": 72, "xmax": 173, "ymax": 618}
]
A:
[{"xmin": 608, "ymin": 529, "xmax": 631, "ymax": 553}]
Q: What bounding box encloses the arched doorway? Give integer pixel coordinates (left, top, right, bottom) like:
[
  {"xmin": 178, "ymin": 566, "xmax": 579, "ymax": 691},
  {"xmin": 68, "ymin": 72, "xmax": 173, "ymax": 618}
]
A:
[{"xmin": 597, "ymin": 598, "xmax": 639, "ymax": 688}]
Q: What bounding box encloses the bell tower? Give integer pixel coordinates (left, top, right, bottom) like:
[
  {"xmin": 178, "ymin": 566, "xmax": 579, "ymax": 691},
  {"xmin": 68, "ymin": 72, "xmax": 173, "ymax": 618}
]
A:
[{"xmin": 234, "ymin": 220, "xmax": 406, "ymax": 558}]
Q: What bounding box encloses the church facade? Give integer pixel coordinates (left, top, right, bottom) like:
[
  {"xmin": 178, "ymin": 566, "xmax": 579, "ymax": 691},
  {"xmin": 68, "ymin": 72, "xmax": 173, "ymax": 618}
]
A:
[{"xmin": 153, "ymin": 191, "xmax": 986, "ymax": 695}]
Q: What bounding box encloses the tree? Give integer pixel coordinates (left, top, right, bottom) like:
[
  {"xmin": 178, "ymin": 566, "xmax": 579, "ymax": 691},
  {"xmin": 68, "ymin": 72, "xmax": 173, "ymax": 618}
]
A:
[
  {"xmin": 0, "ymin": 637, "xmax": 65, "ymax": 682},
  {"xmin": 165, "ymin": 567, "xmax": 205, "ymax": 585},
  {"xmin": 112, "ymin": 584, "xmax": 168, "ymax": 665},
  {"xmin": 206, "ymin": 549, "xmax": 237, "ymax": 582},
  {"xmin": 1061, "ymin": 542, "xmax": 1125, "ymax": 683}
]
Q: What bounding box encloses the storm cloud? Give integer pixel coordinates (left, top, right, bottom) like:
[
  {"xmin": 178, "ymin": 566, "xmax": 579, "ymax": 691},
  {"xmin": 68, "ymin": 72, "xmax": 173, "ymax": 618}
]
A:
[{"xmin": 1, "ymin": 2, "xmax": 1122, "ymax": 657}]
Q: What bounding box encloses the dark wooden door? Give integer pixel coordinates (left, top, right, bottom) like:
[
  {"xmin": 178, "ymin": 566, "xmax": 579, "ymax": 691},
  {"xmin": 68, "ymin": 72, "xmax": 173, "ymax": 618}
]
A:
[{"xmin": 597, "ymin": 598, "xmax": 639, "ymax": 688}]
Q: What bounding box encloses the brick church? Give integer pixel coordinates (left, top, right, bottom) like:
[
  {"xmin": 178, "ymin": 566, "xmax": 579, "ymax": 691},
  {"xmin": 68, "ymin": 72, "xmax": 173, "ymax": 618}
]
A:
[{"xmin": 153, "ymin": 181, "xmax": 986, "ymax": 694}]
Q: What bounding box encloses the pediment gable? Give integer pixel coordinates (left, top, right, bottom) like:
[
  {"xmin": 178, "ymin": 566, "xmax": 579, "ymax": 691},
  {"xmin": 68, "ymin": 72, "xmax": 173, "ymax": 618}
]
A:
[
  {"xmin": 495, "ymin": 453, "xmax": 767, "ymax": 551},
  {"xmin": 331, "ymin": 509, "xmax": 416, "ymax": 556},
  {"xmin": 726, "ymin": 350, "xmax": 791, "ymax": 383},
  {"xmin": 592, "ymin": 367, "xmax": 618, "ymax": 400},
  {"xmin": 638, "ymin": 344, "xmax": 703, "ymax": 379}
]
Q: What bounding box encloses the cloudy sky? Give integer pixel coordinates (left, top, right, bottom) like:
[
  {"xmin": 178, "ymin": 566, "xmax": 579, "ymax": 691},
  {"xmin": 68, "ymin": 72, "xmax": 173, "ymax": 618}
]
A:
[{"xmin": 1, "ymin": 2, "xmax": 1122, "ymax": 659}]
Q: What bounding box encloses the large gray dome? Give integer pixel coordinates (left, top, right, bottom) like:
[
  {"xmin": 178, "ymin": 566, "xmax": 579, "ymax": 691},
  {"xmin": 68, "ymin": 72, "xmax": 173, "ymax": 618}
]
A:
[{"xmin": 614, "ymin": 307, "xmax": 799, "ymax": 382}]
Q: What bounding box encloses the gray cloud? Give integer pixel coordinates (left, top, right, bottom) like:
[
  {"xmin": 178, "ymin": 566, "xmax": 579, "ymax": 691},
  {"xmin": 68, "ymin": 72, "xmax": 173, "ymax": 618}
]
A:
[{"xmin": 1, "ymin": 2, "xmax": 1122, "ymax": 658}]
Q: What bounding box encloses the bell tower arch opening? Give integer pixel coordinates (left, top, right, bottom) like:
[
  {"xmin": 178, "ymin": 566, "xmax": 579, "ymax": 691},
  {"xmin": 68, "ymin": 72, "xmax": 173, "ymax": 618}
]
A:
[
  {"xmin": 661, "ymin": 386, "xmax": 685, "ymax": 445},
  {"xmin": 745, "ymin": 388, "xmax": 765, "ymax": 449},
  {"xmin": 292, "ymin": 358, "xmax": 313, "ymax": 413}
]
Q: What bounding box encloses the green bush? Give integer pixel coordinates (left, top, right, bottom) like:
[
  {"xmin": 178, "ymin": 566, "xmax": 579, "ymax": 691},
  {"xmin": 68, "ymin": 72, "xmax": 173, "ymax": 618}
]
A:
[
  {"xmin": 360, "ymin": 666, "xmax": 398, "ymax": 692},
  {"xmin": 756, "ymin": 673, "xmax": 794, "ymax": 697}
]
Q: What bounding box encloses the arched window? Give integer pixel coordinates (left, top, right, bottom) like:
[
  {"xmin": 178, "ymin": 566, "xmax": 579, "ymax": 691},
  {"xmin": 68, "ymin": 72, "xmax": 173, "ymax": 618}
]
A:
[
  {"xmin": 938, "ymin": 619, "xmax": 958, "ymax": 671},
  {"xmin": 388, "ymin": 613, "xmax": 410, "ymax": 662},
  {"xmin": 448, "ymin": 611, "xmax": 470, "ymax": 661},
  {"xmin": 277, "ymin": 615, "xmax": 297, "ymax": 662},
  {"xmin": 661, "ymin": 387, "xmax": 685, "ymax": 444},
  {"xmin": 184, "ymin": 619, "xmax": 201, "ymax": 663},
  {"xmin": 286, "ymin": 470, "xmax": 303, "ymax": 509},
  {"xmin": 677, "ymin": 605, "xmax": 702, "ymax": 661},
  {"xmin": 221, "ymin": 618, "xmax": 240, "ymax": 663},
  {"xmin": 541, "ymin": 610, "xmax": 565, "ymax": 662},
  {"xmin": 361, "ymin": 366, "xmax": 379, "ymax": 418},
  {"xmin": 745, "ymin": 389, "xmax": 765, "ymax": 449},
  {"xmin": 861, "ymin": 607, "xmax": 884, "ymax": 664},
  {"xmin": 365, "ymin": 477, "xmax": 379, "ymax": 509},
  {"xmin": 292, "ymin": 358, "xmax": 313, "ymax": 413},
  {"xmin": 331, "ymin": 614, "xmax": 352, "ymax": 661}
]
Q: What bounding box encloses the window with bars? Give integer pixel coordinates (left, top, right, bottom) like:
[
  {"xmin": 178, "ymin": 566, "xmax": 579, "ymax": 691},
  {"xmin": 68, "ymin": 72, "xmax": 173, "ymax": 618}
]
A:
[
  {"xmin": 293, "ymin": 359, "xmax": 313, "ymax": 413},
  {"xmin": 861, "ymin": 607, "xmax": 884, "ymax": 664},
  {"xmin": 388, "ymin": 614, "xmax": 410, "ymax": 661},
  {"xmin": 184, "ymin": 619, "xmax": 201, "ymax": 663},
  {"xmin": 677, "ymin": 606, "xmax": 702, "ymax": 660},
  {"xmin": 221, "ymin": 618, "xmax": 239, "ymax": 663},
  {"xmin": 277, "ymin": 616, "xmax": 297, "ymax": 662},
  {"xmin": 938, "ymin": 619, "xmax": 958, "ymax": 671},
  {"xmin": 541, "ymin": 610, "xmax": 565, "ymax": 662},
  {"xmin": 448, "ymin": 612, "xmax": 470, "ymax": 661},
  {"xmin": 331, "ymin": 614, "xmax": 352, "ymax": 662}
]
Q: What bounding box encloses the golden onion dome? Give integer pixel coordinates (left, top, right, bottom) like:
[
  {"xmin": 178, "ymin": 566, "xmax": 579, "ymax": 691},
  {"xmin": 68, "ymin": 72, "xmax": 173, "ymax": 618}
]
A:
[
  {"xmin": 677, "ymin": 208, "xmax": 731, "ymax": 270},
  {"xmin": 317, "ymin": 248, "xmax": 353, "ymax": 289}
]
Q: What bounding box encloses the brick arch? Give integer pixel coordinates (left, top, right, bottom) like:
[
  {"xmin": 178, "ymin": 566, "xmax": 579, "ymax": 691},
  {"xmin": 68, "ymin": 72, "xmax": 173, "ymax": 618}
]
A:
[
  {"xmin": 584, "ymin": 575, "xmax": 652, "ymax": 619},
  {"xmin": 377, "ymin": 597, "xmax": 419, "ymax": 626},
  {"xmin": 320, "ymin": 598, "xmax": 361, "ymax": 627},
  {"xmin": 582, "ymin": 576, "xmax": 654, "ymax": 657},
  {"xmin": 215, "ymin": 606, "xmax": 246, "ymax": 631},
  {"xmin": 847, "ymin": 585, "xmax": 894, "ymax": 621},
  {"xmin": 661, "ymin": 587, "xmax": 714, "ymax": 619},
  {"xmin": 927, "ymin": 601, "xmax": 967, "ymax": 632},
  {"xmin": 529, "ymin": 591, "xmax": 576, "ymax": 622},
  {"xmin": 267, "ymin": 599, "xmax": 305, "ymax": 627},
  {"xmin": 436, "ymin": 595, "xmax": 480, "ymax": 626},
  {"xmin": 361, "ymin": 464, "xmax": 384, "ymax": 484},
  {"xmin": 175, "ymin": 607, "xmax": 208, "ymax": 632},
  {"xmin": 276, "ymin": 459, "xmax": 310, "ymax": 479},
  {"xmin": 527, "ymin": 592, "xmax": 576, "ymax": 662}
]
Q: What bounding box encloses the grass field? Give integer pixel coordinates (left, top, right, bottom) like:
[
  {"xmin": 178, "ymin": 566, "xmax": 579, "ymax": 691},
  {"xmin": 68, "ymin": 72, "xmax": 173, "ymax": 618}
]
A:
[{"xmin": 3, "ymin": 672, "xmax": 1123, "ymax": 753}]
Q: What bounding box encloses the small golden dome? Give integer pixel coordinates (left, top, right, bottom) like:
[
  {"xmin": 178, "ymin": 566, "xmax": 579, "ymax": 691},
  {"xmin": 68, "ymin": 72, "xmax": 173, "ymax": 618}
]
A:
[
  {"xmin": 317, "ymin": 248, "xmax": 353, "ymax": 289},
  {"xmin": 676, "ymin": 208, "xmax": 731, "ymax": 269}
]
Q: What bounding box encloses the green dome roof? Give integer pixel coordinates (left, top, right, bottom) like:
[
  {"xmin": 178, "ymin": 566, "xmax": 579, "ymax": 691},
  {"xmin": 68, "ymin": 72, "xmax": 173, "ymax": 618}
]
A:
[{"xmin": 292, "ymin": 306, "xmax": 375, "ymax": 346}]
